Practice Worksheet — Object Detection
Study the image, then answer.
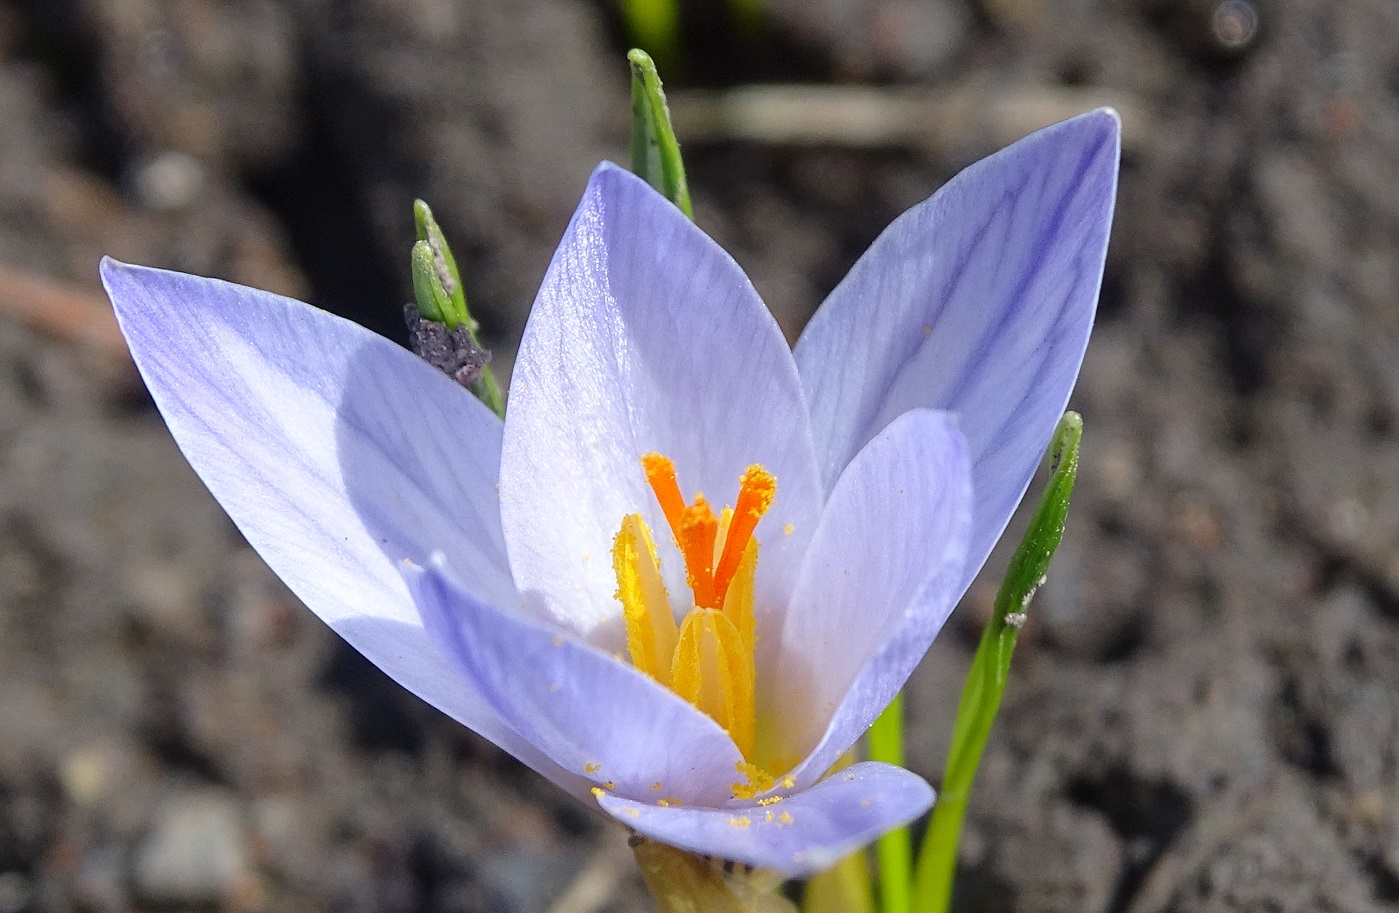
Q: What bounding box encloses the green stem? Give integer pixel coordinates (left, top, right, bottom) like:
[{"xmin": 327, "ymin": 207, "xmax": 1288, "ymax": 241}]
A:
[
  {"xmin": 868, "ymin": 694, "xmax": 911, "ymax": 913},
  {"xmin": 911, "ymin": 413, "xmax": 1083, "ymax": 913}
]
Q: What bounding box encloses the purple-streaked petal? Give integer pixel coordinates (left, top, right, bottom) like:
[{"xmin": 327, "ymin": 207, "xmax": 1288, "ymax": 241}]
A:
[
  {"xmin": 795, "ymin": 109, "xmax": 1118, "ymax": 594},
  {"xmin": 100, "ymin": 260, "xmax": 567, "ymax": 785},
  {"xmin": 500, "ymin": 164, "xmax": 823, "ymax": 648},
  {"xmin": 765, "ymin": 410, "xmax": 971, "ymax": 786},
  {"xmin": 408, "ymin": 558, "xmax": 746, "ymax": 806},
  {"xmin": 597, "ymin": 762, "xmax": 933, "ymax": 877}
]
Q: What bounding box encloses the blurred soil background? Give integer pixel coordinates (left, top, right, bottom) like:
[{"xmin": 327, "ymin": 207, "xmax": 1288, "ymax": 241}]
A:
[{"xmin": 0, "ymin": 0, "xmax": 1396, "ymax": 910}]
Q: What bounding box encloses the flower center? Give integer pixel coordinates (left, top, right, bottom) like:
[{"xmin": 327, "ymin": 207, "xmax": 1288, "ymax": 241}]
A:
[{"xmin": 612, "ymin": 453, "xmax": 775, "ymax": 761}]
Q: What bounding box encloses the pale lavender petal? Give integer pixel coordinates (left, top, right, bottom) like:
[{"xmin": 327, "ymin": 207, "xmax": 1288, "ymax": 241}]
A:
[
  {"xmin": 500, "ymin": 164, "xmax": 823, "ymax": 648},
  {"xmin": 765, "ymin": 410, "xmax": 971, "ymax": 786},
  {"xmin": 795, "ymin": 109, "xmax": 1119, "ymax": 593},
  {"xmin": 408, "ymin": 558, "xmax": 745, "ymax": 806},
  {"xmin": 100, "ymin": 260, "xmax": 574, "ymax": 787},
  {"xmin": 597, "ymin": 762, "xmax": 933, "ymax": 877}
]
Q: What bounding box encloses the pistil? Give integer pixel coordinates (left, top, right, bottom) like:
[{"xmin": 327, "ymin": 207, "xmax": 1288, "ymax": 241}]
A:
[{"xmin": 611, "ymin": 453, "xmax": 777, "ymax": 763}]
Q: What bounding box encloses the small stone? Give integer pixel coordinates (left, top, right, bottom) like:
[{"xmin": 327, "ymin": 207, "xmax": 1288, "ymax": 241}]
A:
[
  {"xmin": 59, "ymin": 742, "xmax": 126, "ymax": 808},
  {"xmin": 133, "ymin": 792, "xmax": 251, "ymax": 905},
  {"xmin": 131, "ymin": 152, "xmax": 206, "ymax": 212}
]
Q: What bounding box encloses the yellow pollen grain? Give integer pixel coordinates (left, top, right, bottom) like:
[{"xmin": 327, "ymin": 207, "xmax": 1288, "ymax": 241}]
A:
[
  {"xmin": 620, "ymin": 807, "xmax": 640, "ymax": 818},
  {"xmin": 756, "ymin": 795, "xmax": 784, "ymax": 807},
  {"xmin": 860, "ymin": 798, "xmax": 871, "ymax": 808},
  {"xmin": 781, "ymin": 776, "xmax": 796, "ymax": 789},
  {"xmin": 590, "ymin": 787, "xmax": 606, "ymax": 797},
  {"xmin": 729, "ymin": 816, "xmax": 752, "ymax": 828},
  {"xmin": 603, "ymin": 781, "xmax": 616, "ymax": 790},
  {"xmin": 585, "ymin": 762, "xmax": 601, "ymax": 773},
  {"xmin": 731, "ymin": 763, "xmax": 775, "ymax": 800},
  {"xmin": 923, "ymin": 325, "xmax": 932, "ymax": 335},
  {"xmin": 552, "ymin": 636, "xmax": 564, "ymax": 647},
  {"xmin": 779, "ymin": 811, "xmax": 794, "ymax": 825},
  {"xmin": 648, "ymin": 782, "xmax": 663, "ymax": 791},
  {"xmin": 783, "ymin": 522, "xmax": 794, "ymax": 535}
]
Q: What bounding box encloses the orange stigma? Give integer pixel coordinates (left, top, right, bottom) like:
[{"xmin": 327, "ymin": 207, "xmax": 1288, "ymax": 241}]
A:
[{"xmin": 641, "ymin": 454, "xmax": 775, "ymax": 610}]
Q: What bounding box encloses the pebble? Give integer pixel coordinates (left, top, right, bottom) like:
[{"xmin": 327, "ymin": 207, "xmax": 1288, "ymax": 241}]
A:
[{"xmin": 133, "ymin": 792, "xmax": 251, "ymax": 905}]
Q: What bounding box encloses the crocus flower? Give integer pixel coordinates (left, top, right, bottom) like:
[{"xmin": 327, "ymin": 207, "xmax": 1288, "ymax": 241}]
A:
[{"xmin": 101, "ymin": 110, "xmax": 1118, "ymax": 877}]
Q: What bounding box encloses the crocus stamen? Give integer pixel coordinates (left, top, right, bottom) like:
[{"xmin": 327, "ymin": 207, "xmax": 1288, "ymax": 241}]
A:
[
  {"xmin": 671, "ymin": 609, "xmax": 755, "ymax": 759},
  {"xmin": 720, "ymin": 537, "xmax": 758, "ymax": 657},
  {"xmin": 612, "ymin": 514, "xmax": 678, "ymax": 685},
  {"xmin": 616, "ymin": 453, "xmax": 776, "ymax": 765}
]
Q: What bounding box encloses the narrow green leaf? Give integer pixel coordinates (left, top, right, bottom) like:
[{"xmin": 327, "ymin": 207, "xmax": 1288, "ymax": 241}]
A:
[
  {"xmin": 868, "ymin": 695, "xmax": 911, "ymax": 913},
  {"xmin": 911, "ymin": 412, "xmax": 1083, "ymax": 913},
  {"xmin": 413, "ymin": 199, "xmax": 470, "ymax": 328},
  {"xmin": 410, "ymin": 240, "xmax": 453, "ymax": 326},
  {"xmin": 628, "ymin": 48, "xmax": 693, "ymax": 219},
  {"xmin": 408, "ymin": 202, "xmax": 505, "ymax": 418}
]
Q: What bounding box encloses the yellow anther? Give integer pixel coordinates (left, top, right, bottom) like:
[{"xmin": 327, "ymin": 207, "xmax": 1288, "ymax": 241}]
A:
[
  {"xmin": 613, "ymin": 514, "xmax": 678, "ymax": 686},
  {"xmin": 671, "ymin": 609, "xmax": 755, "ymax": 760},
  {"xmin": 720, "ymin": 537, "xmax": 758, "ymax": 657}
]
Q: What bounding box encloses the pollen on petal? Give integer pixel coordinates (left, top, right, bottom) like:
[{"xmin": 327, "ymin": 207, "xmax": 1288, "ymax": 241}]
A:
[{"xmin": 731, "ymin": 762, "xmax": 776, "ymax": 800}]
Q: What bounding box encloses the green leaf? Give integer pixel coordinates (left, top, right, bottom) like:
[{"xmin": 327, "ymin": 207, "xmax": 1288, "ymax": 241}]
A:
[
  {"xmin": 867, "ymin": 695, "xmax": 911, "ymax": 913},
  {"xmin": 410, "ymin": 240, "xmax": 454, "ymax": 326},
  {"xmin": 910, "ymin": 412, "xmax": 1083, "ymax": 913},
  {"xmin": 628, "ymin": 48, "xmax": 693, "ymax": 219},
  {"xmin": 408, "ymin": 201, "xmax": 505, "ymax": 418},
  {"xmin": 413, "ymin": 200, "xmax": 470, "ymax": 329}
]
